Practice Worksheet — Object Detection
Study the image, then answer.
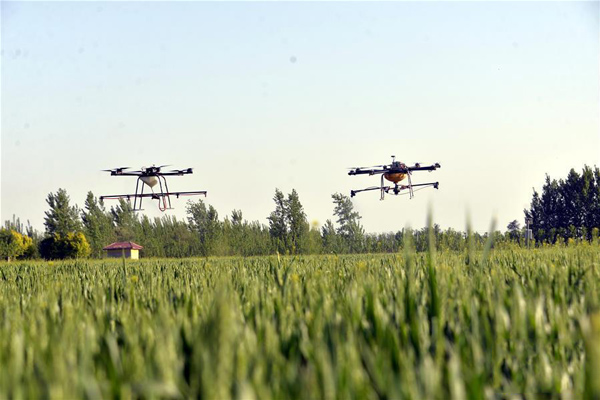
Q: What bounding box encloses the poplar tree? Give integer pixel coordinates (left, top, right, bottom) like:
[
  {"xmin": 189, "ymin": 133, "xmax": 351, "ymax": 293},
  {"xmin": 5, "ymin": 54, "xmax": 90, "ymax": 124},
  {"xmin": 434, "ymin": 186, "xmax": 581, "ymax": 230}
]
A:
[
  {"xmin": 285, "ymin": 189, "xmax": 309, "ymax": 253},
  {"xmin": 268, "ymin": 189, "xmax": 288, "ymax": 253},
  {"xmin": 524, "ymin": 165, "xmax": 600, "ymax": 242},
  {"xmin": 331, "ymin": 193, "xmax": 364, "ymax": 253},
  {"xmin": 111, "ymin": 199, "xmax": 138, "ymax": 241},
  {"xmin": 41, "ymin": 188, "xmax": 90, "ymax": 259},
  {"xmin": 44, "ymin": 188, "xmax": 82, "ymax": 236},
  {"xmin": 187, "ymin": 199, "xmax": 222, "ymax": 256},
  {"xmin": 81, "ymin": 192, "xmax": 116, "ymax": 258}
]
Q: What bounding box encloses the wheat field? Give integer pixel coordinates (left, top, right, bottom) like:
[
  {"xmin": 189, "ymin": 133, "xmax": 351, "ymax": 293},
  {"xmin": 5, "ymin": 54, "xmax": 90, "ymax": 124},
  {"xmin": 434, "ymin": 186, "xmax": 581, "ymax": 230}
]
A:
[{"xmin": 0, "ymin": 245, "xmax": 599, "ymax": 399}]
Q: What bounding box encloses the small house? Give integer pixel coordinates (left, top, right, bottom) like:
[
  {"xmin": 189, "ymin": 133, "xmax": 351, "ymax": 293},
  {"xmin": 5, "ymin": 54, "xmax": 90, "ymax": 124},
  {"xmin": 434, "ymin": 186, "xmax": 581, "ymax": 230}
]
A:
[{"xmin": 103, "ymin": 241, "xmax": 143, "ymax": 259}]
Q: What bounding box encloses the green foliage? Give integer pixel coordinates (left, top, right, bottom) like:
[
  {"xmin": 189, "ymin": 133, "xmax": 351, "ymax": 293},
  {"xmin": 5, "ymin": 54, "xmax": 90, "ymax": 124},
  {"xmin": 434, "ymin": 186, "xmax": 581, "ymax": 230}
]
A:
[
  {"xmin": 28, "ymin": 182, "xmax": 599, "ymax": 260},
  {"xmin": 5, "ymin": 216, "xmax": 41, "ymax": 259},
  {"xmin": 286, "ymin": 189, "xmax": 310, "ymax": 253},
  {"xmin": 330, "ymin": 193, "xmax": 365, "ymax": 252},
  {"xmin": 110, "ymin": 199, "xmax": 137, "ymax": 241},
  {"xmin": 221, "ymin": 210, "xmax": 272, "ymax": 257},
  {"xmin": 82, "ymin": 192, "xmax": 116, "ymax": 258},
  {"xmin": 321, "ymin": 219, "xmax": 342, "ymax": 253},
  {"xmin": 267, "ymin": 189, "xmax": 310, "ymax": 254},
  {"xmin": 0, "ymin": 247, "xmax": 599, "ymax": 397},
  {"xmin": 268, "ymin": 189, "xmax": 288, "ymax": 252},
  {"xmin": 187, "ymin": 199, "xmax": 222, "ymax": 256},
  {"xmin": 0, "ymin": 229, "xmax": 33, "ymax": 261},
  {"xmin": 583, "ymin": 314, "xmax": 600, "ymax": 400},
  {"xmin": 507, "ymin": 219, "xmax": 521, "ymax": 241},
  {"xmin": 63, "ymin": 232, "xmax": 91, "ymax": 259},
  {"xmin": 525, "ymin": 165, "xmax": 600, "ymax": 243},
  {"xmin": 39, "ymin": 232, "xmax": 91, "ymax": 259},
  {"xmin": 305, "ymin": 221, "xmax": 324, "ymax": 255},
  {"xmin": 40, "ymin": 189, "xmax": 90, "ymax": 259},
  {"xmin": 44, "ymin": 188, "xmax": 82, "ymax": 236}
]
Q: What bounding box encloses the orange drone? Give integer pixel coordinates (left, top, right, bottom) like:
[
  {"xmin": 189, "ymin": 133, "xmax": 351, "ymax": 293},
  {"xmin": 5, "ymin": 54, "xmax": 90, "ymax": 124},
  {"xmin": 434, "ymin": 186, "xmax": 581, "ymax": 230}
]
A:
[
  {"xmin": 348, "ymin": 156, "xmax": 440, "ymax": 200},
  {"xmin": 100, "ymin": 165, "xmax": 206, "ymax": 211}
]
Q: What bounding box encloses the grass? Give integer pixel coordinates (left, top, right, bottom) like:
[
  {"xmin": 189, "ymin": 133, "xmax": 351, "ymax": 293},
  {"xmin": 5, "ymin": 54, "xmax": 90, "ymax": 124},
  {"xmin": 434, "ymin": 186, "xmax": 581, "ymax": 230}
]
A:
[{"xmin": 0, "ymin": 245, "xmax": 599, "ymax": 399}]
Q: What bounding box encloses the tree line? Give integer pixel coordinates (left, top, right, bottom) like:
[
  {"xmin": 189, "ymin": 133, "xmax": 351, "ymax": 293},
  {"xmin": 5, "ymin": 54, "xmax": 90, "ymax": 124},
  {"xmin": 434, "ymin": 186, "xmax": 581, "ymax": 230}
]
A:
[
  {"xmin": 1, "ymin": 165, "xmax": 598, "ymax": 260},
  {"xmin": 524, "ymin": 165, "xmax": 600, "ymax": 244}
]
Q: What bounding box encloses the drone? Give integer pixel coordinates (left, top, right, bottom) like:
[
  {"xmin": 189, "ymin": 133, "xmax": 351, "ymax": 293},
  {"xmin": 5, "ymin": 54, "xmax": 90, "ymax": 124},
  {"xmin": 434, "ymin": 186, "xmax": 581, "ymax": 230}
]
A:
[
  {"xmin": 348, "ymin": 156, "xmax": 440, "ymax": 200},
  {"xmin": 100, "ymin": 165, "xmax": 207, "ymax": 211}
]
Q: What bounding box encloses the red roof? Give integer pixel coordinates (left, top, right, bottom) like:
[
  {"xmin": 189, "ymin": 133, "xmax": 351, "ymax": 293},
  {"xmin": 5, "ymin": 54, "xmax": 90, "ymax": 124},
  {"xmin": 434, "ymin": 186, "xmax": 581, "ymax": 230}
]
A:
[{"xmin": 103, "ymin": 241, "xmax": 143, "ymax": 250}]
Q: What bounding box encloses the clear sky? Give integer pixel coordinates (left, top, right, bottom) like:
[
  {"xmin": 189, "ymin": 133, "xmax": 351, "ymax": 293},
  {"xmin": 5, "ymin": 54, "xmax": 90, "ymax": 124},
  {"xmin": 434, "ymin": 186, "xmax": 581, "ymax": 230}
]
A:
[{"xmin": 1, "ymin": 1, "xmax": 598, "ymax": 234}]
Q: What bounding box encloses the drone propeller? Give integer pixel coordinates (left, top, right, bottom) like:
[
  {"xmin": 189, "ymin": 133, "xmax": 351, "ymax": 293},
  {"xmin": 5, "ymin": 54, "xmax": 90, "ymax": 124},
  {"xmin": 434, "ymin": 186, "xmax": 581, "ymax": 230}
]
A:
[
  {"xmin": 103, "ymin": 167, "xmax": 130, "ymax": 173},
  {"xmin": 347, "ymin": 164, "xmax": 389, "ymax": 170},
  {"xmin": 408, "ymin": 162, "xmax": 441, "ymax": 170},
  {"xmin": 170, "ymin": 168, "xmax": 193, "ymax": 173},
  {"xmin": 367, "ymin": 164, "xmax": 389, "ymax": 169},
  {"xmin": 141, "ymin": 164, "xmax": 171, "ymax": 173}
]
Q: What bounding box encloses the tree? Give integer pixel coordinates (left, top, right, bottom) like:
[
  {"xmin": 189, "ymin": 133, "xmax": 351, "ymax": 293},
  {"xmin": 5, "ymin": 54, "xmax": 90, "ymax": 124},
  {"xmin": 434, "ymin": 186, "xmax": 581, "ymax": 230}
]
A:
[
  {"xmin": 4, "ymin": 215, "xmax": 39, "ymax": 259},
  {"xmin": 40, "ymin": 232, "xmax": 91, "ymax": 260},
  {"xmin": 231, "ymin": 209, "xmax": 243, "ymax": 226},
  {"xmin": 306, "ymin": 220, "xmax": 323, "ymax": 254},
  {"xmin": 322, "ymin": 219, "xmax": 342, "ymax": 253},
  {"xmin": 226, "ymin": 210, "xmax": 246, "ymax": 256},
  {"xmin": 40, "ymin": 188, "xmax": 90, "ymax": 259},
  {"xmin": 81, "ymin": 192, "xmax": 116, "ymax": 258},
  {"xmin": 111, "ymin": 199, "xmax": 138, "ymax": 241},
  {"xmin": 285, "ymin": 189, "xmax": 309, "ymax": 253},
  {"xmin": 0, "ymin": 229, "xmax": 33, "ymax": 261},
  {"xmin": 61, "ymin": 232, "xmax": 91, "ymax": 258},
  {"xmin": 507, "ymin": 220, "xmax": 521, "ymax": 241},
  {"xmin": 266, "ymin": 189, "xmax": 310, "ymax": 254},
  {"xmin": 245, "ymin": 220, "xmax": 273, "ymax": 256},
  {"xmin": 267, "ymin": 189, "xmax": 288, "ymax": 252},
  {"xmin": 187, "ymin": 199, "xmax": 222, "ymax": 256},
  {"xmin": 4, "ymin": 215, "xmax": 25, "ymax": 234},
  {"xmin": 525, "ymin": 165, "xmax": 600, "ymax": 243},
  {"xmin": 44, "ymin": 189, "xmax": 82, "ymax": 236},
  {"xmin": 331, "ymin": 193, "xmax": 364, "ymax": 253},
  {"xmin": 150, "ymin": 215, "xmax": 198, "ymax": 258}
]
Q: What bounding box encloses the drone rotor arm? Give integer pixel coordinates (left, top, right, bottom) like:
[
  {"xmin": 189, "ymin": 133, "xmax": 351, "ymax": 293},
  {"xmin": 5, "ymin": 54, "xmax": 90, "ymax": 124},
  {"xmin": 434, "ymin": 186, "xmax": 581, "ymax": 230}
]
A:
[
  {"xmin": 350, "ymin": 186, "xmax": 391, "ymax": 197},
  {"xmin": 409, "ymin": 182, "xmax": 439, "ymax": 189},
  {"xmin": 100, "ymin": 190, "xmax": 207, "ymax": 201},
  {"xmin": 110, "ymin": 172, "xmax": 145, "ymax": 176},
  {"xmin": 348, "ymin": 168, "xmax": 387, "ymax": 176},
  {"xmin": 407, "ymin": 163, "xmax": 441, "ymax": 172},
  {"xmin": 160, "ymin": 170, "xmax": 194, "ymax": 176},
  {"xmin": 103, "ymin": 166, "xmax": 135, "ymax": 174}
]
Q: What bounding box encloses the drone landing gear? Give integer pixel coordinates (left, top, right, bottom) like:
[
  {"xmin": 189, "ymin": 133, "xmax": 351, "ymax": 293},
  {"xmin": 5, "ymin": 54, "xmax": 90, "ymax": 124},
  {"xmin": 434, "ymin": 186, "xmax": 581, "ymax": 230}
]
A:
[
  {"xmin": 132, "ymin": 176, "xmax": 174, "ymax": 212},
  {"xmin": 350, "ymin": 181, "xmax": 439, "ymax": 200}
]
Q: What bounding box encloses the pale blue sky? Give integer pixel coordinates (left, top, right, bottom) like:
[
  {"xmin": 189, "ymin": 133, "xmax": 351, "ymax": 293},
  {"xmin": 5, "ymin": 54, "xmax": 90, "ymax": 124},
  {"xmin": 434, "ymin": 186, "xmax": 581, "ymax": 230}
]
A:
[{"xmin": 2, "ymin": 1, "xmax": 598, "ymax": 233}]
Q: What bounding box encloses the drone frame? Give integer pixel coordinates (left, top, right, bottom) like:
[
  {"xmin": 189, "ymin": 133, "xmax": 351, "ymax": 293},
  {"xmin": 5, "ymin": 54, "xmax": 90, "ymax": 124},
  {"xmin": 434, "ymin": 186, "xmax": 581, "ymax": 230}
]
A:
[
  {"xmin": 350, "ymin": 180, "xmax": 440, "ymax": 200},
  {"xmin": 348, "ymin": 157, "xmax": 440, "ymax": 200},
  {"xmin": 100, "ymin": 166, "xmax": 206, "ymax": 211}
]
